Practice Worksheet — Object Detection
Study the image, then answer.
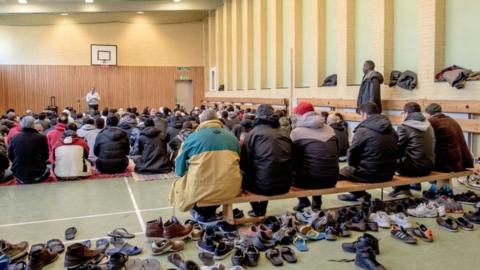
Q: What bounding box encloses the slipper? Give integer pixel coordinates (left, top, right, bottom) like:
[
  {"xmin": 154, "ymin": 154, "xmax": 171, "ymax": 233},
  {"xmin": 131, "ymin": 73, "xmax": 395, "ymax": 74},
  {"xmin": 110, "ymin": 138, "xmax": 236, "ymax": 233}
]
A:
[
  {"xmin": 141, "ymin": 259, "xmax": 161, "ymax": 270},
  {"xmin": 280, "ymin": 246, "xmax": 297, "ymax": 263},
  {"xmin": 106, "ymin": 242, "xmax": 142, "ymax": 256},
  {"xmin": 293, "ymin": 237, "xmax": 308, "ymax": 252},
  {"xmin": 265, "ymin": 248, "xmax": 283, "ymax": 266},
  {"xmin": 46, "ymin": 239, "xmax": 65, "ymax": 254},
  {"xmin": 82, "ymin": 240, "xmax": 92, "ymax": 249},
  {"xmin": 96, "ymin": 239, "xmax": 110, "ymax": 253},
  {"xmin": 8, "ymin": 261, "xmax": 27, "ymax": 270},
  {"xmin": 305, "ymin": 230, "xmax": 325, "ymax": 241},
  {"xmin": 107, "ymin": 228, "xmax": 135, "ymax": 239},
  {"xmin": 125, "ymin": 259, "xmax": 142, "ymax": 270},
  {"xmin": 65, "ymin": 227, "xmax": 77, "ymax": 240},
  {"xmin": 110, "ymin": 237, "xmax": 125, "ymax": 247}
]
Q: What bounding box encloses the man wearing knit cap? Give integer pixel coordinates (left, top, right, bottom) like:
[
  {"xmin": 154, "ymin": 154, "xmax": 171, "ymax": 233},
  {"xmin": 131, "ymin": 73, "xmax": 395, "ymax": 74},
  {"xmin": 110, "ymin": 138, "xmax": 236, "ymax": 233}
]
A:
[
  {"xmin": 290, "ymin": 101, "xmax": 339, "ymax": 211},
  {"xmin": 241, "ymin": 104, "xmax": 293, "ymax": 217}
]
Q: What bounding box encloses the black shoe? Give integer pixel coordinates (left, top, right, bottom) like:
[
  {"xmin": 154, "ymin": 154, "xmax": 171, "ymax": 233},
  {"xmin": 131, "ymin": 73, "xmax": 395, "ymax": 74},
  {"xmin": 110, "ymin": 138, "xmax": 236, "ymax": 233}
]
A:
[
  {"xmin": 196, "ymin": 238, "xmax": 216, "ymax": 254},
  {"xmin": 244, "ymin": 245, "xmax": 260, "ymax": 267},
  {"xmin": 410, "ymin": 183, "xmax": 422, "ymax": 191},
  {"xmin": 107, "ymin": 253, "xmax": 128, "ymax": 270},
  {"xmin": 355, "ymin": 247, "xmax": 386, "ymax": 270},
  {"xmin": 341, "ymin": 233, "xmax": 379, "ymax": 255},
  {"xmin": 338, "ymin": 193, "xmax": 371, "ymax": 202},
  {"xmin": 388, "ymin": 188, "xmax": 412, "ymax": 198},
  {"xmin": 371, "ymin": 199, "xmax": 386, "ymax": 213},
  {"xmin": 454, "ymin": 217, "xmax": 474, "ymax": 231},
  {"xmin": 231, "ymin": 248, "xmax": 245, "ymax": 266},
  {"xmin": 338, "ymin": 223, "xmax": 351, "ymax": 237},
  {"xmin": 464, "ymin": 211, "xmax": 480, "ymax": 224},
  {"xmin": 213, "ymin": 242, "xmax": 234, "ymax": 260},
  {"xmin": 311, "ymin": 196, "xmax": 322, "ymax": 211},
  {"xmin": 263, "ymin": 216, "xmax": 281, "ymax": 233},
  {"xmin": 293, "ymin": 199, "xmax": 311, "ymax": 212}
]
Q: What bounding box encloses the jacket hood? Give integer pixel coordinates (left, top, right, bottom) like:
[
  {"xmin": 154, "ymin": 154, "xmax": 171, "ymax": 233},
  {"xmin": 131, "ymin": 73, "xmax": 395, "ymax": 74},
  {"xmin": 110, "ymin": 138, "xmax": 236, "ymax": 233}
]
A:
[
  {"xmin": 118, "ymin": 121, "xmax": 134, "ymax": 130},
  {"xmin": 240, "ymin": 119, "xmax": 254, "ymax": 129},
  {"xmin": 62, "ymin": 136, "xmax": 80, "ymax": 145},
  {"xmin": 103, "ymin": 127, "xmax": 126, "ymax": 141},
  {"xmin": 402, "ymin": 112, "xmax": 430, "ymax": 131},
  {"xmin": 80, "ymin": 124, "xmax": 95, "ymax": 131},
  {"xmin": 169, "ymin": 117, "xmax": 184, "ymax": 129},
  {"xmin": 141, "ymin": 126, "xmax": 161, "ymax": 137},
  {"xmin": 363, "ymin": 70, "xmax": 384, "ymax": 84},
  {"xmin": 197, "ymin": 119, "xmax": 224, "ymax": 131},
  {"xmin": 357, "ymin": 114, "xmax": 393, "ymax": 134},
  {"xmin": 293, "ymin": 112, "xmax": 325, "ymax": 129}
]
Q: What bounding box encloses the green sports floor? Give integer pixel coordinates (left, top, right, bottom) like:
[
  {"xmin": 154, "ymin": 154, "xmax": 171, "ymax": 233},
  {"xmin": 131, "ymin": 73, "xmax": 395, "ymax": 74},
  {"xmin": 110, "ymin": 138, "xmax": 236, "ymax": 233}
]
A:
[{"xmin": 1, "ymin": 177, "xmax": 479, "ymax": 270}]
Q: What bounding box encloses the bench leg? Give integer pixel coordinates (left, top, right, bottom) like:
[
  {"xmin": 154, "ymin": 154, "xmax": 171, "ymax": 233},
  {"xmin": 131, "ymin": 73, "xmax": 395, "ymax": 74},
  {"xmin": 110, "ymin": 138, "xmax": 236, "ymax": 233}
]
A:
[
  {"xmin": 222, "ymin": 204, "xmax": 235, "ymax": 225},
  {"xmin": 381, "ymin": 188, "xmax": 384, "ymax": 201}
]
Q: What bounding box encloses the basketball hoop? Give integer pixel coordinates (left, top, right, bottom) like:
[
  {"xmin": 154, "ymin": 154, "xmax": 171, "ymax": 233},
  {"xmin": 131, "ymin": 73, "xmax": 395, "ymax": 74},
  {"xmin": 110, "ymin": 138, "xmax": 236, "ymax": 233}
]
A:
[{"xmin": 100, "ymin": 59, "xmax": 109, "ymax": 71}]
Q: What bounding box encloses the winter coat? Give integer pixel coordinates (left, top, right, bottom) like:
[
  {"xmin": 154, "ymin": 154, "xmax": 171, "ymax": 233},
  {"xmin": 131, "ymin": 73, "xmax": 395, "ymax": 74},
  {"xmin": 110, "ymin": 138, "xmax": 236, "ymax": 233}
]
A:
[
  {"xmin": 129, "ymin": 124, "xmax": 145, "ymax": 156},
  {"xmin": 47, "ymin": 123, "xmax": 66, "ymax": 162},
  {"xmin": 357, "ymin": 71, "xmax": 384, "ymax": 113},
  {"xmin": 118, "ymin": 120, "xmax": 136, "ymax": 138},
  {"xmin": 397, "ymin": 112, "xmax": 435, "ymax": 176},
  {"xmin": 279, "ymin": 116, "xmax": 292, "ymax": 136},
  {"xmin": 290, "ymin": 112, "xmax": 339, "ymax": 189},
  {"xmin": 168, "ymin": 128, "xmax": 193, "ymax": 162},
  {"xmin": 348, "ymin": 114, "xmax": 398, "ymax": 182},
  {"xmin": 429, "ymin": 113, "xmax": 473, "ymax": 172},
  {"xmin": 322, "ymin": 74, "xmax": 337, "ymax": 86},
  {"xmin": 0, "ymin": 137, "xmax": 8, "ymax": 175},
  {"xmin": 232, "ymin": 119, "xmax": 254, "ymax": 143},
  {"xmin": 166, "ymin": 117, "xmax": 184, "ymax": 142},
  {"xmin": 6, "ymin": 123, "xmax": 21, "ymax": 145},
  {"xmin": 94, "ymin": 127, "xmax": 130, "ymax": 174},
  {"xmin": 83, "ymin": 128, "xmax": 101, "ymax": 161},
  {"xmin": 169, "ymin": 120, "xmax": 242, "ymax": 211},
  {"xmin": 329, "ymin": 122, "xmax": 350, "ymax": 157},
  {"xmin": 53, "ymin": 136, "xmax": 92, "ymax": 179},
  {"xmin": 77, "ymin": 124, "xmax": 95, "ymax": 138},
  {"xmin": 241, "ymin": 119, "xmax": 293, "ymax": 196},
  {"xmin": 154, "ymin": 117, "xmax": 168, "ymax": 134},
  {"xmin": 134, "ymin": 127, "xmax": 171, "ymax": 174},
  {"xmin": 8, "ymin": 128, "xmax": 49, "ymax": 183}
]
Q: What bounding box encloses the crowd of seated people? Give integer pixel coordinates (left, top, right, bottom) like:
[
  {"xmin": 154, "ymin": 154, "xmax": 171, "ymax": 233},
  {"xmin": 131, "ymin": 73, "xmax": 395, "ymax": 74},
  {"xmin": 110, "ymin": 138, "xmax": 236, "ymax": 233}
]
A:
[{"xmin": 0, "ymin": 100, "xmax": 475, "ymax": 223}]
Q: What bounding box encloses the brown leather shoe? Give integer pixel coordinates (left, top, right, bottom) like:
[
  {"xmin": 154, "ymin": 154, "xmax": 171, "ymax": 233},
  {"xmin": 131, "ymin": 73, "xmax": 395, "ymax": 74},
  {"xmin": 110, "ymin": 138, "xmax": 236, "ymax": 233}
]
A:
[
  {"xmin": 145, "ymin": 217, "xmax": 164, "ymax": 242},
  {"xmin": 163, "ymin": 217, "xmax": 193, "ymax": 240},
  {"xmin": 27, "ymin": 244, "xmax": 58, "ymax": 270},
  {"xmin": 0, "ymin": 240, "xmax": 29, "ymax": 261},
  {"xmin": 64, "ymin": 243, "xmax": 103, "ymax": 269}
]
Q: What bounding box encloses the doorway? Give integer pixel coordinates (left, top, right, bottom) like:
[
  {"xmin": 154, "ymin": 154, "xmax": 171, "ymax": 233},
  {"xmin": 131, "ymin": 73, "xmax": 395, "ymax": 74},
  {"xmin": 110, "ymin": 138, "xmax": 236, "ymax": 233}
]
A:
[{"xmin": 175, "ymin": 80, "xmax": 193, "ymax": 112}]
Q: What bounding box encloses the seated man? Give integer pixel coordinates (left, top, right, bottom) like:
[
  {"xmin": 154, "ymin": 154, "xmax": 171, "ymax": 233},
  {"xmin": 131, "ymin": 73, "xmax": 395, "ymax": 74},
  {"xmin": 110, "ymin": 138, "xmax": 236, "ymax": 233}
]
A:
[
  {"xmin": 327, "ymin": 113, "xmax": 350, "ymax": 161},
  {"xmin": 389, "ymin": 102, "xmax": 435, "ymax": 197},
  {"xmin": 134, "ymin": 118, "xmax": 172, "ymax": 174},
  {"xmin": 94, "ymin": 115, "xmax": 130, "ymax": 174},
  {"xmin": 169, "ymin": 109, "xmax": 241, "ymax": 223},
  {"xmin": 84, "ymin": 117, "xmax": 104, "ymax": 161},
  {"xmin": 0, "ymin": 132, "xmax": 13, "ymax": 183},
  {"xmin": 338, "ymin": 102, "xmax": 398, "ymax": 202},
  {"xmin": 8, "ymin": 116, "xmax": 50, "ymax": 184},
  {"xmin": 5, "ymin": 112, "xmax": 21, "ymax": 145},
  {"xmin": 47, "ymin": 113, "xmax": 69, "ymax": 162},
  {"xmin": 241, "ymin": 104, "xmax": 293, "ymax": 217},
  {"xmin": 52, "ymin": 123, "xmax": 92, "ymax": 180},
  {"xmin": 77, "ymin": 117, "xmax": 95, "ymax": 138},
  {"xmin": 291, "ymin": 102, "xmax": 339, "ymax": 212},
  {"xmin": 425, "ymin": 103, "xmax": 473, "ymax": 193}
]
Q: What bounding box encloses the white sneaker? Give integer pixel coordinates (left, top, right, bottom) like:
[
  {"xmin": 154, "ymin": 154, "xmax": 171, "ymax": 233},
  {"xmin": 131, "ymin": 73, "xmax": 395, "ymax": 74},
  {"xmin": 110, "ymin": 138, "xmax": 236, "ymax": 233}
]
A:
[
  {"xmin": 390, "ymin": 213, "xmax": 412, "ymax": 228},
  {"xmin": 407, "ymin": 203, "xmax": 438, "ymax": 218},
  {"xmin": 369, "ymin": 211, "xmax": 390, "ymax": 228}
]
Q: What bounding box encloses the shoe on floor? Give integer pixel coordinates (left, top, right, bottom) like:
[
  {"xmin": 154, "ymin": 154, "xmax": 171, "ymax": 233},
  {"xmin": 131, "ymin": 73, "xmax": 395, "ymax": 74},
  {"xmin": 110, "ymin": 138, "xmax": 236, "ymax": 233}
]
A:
[
  {"xmin": 64, "ymin": 243, "xmax": 102, "ymax": 269},
  {"xmin": 369, "ymin": 211, "xmax": 390, "ymax": 228},
  {"xmin": 341, "ymin": 233, "xmax": 379, "ymax": 255},
  {"xmin": 152, "ymin": 239, "xmax": 185, "ymax": 255},
  {"xmin": 406, "ymin": 203, "xmax": 438, "ymax": 218},
  {"xmin": 464, "ymin": 211, "xmax": 480, "ymax": 224},
  {"xmin": 196, "ymin": 238, "xmax": 217, "ymax": 254},
  {"xmin": 338, "ymin": 193, "xmax": 367, "ymax": 202},
  {"xmin": 354, "ymin": 247, "xmax": 386, "ymax": 270},
  {"xmin": 145, "ymin": 218, "xmax": 164, "ymax": 242},
  {"xmin": 214, "ymin": 242, "xmax": 234, "ymax": 260},
  {"xmin": 163, "ymin": 217, "xmax": 193, "ymax": 240},
  {"xmin": 388, "ymin": 188, "xmax": 412, "ymax": 198},
  {"xmin": 454, "ymin": 217, "xmax": 474, "ymax": 231},
  {"xmin": 389, "ymin": 213, "xmax": 412, "ymax": 228},
  {"xmin": 107, "ymin": 252, "xmax": 128, "ymax": 270},
  {"xmin": 391, "ymin": 226, "xmax": 417, "ymax": 245},
  {"xmin": 27, "ymin": 244, "xmax": 58, "ymax": 270},
  {"xmin": 436, "ymin": 217, "xmax": 459, "ymax": 232},
  {"xmin": 408, "ymin": 223, "xmax": 434, "ymax": 242},
  {"xmin": 0, "ymin": 240, "xmax": 29, "ymax": 262}
]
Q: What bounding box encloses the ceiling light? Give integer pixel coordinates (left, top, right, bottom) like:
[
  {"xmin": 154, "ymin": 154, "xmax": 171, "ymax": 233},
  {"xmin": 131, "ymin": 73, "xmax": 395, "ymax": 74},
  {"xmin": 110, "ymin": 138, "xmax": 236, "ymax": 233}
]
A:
[
  {"xmin": 18, "ymin": 0, "xmax": 28, "ymax": 4},
  {"xmin": 173, "ymin": 0, "xmax": 182, "ymax": 3},
  {"xmin": 85, "ymin": 0, "xmax": 94, "ymax": 3},
  {"xmin": 137, "ymin": 11, "xmax": 144, "ymax": 14},
  {"xmin": 60, "ymin": 13, "xmax": 69, "ymax": 16}
]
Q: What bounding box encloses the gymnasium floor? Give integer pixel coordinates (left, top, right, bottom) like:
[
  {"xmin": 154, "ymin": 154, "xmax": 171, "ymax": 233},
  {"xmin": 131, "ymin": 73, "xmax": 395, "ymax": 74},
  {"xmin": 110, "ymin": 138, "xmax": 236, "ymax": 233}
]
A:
[{"xmin": 1, "ymin": 177, "xmax": 479, "ymax": 270}]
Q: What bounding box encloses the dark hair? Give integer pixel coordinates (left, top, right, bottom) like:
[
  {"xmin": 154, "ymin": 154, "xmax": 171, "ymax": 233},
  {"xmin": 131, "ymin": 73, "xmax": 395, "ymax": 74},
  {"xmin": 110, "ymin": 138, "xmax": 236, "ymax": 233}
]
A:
[
  {"xmin": 38, "ymin": 112, "xmax": 46, "ymax": 120},
  {"xmin": 182, "ymin": 121, "xmax": 193, "ymax": 129},
  {"xmin": 358, "ymin": 102, "xmax": 380, "ymax": 115},
  {"xmin": 144, "ymin": 118, "xmax": 155, "ymax": 127},
  {"xmin": 321, "ymin": 111, "xmax": 329, "ymax": 121},
  {"xmin": 127, "ymin": 107, "xmax": 132, "ymax": 113},
  {"xmin": 221, "ymin": 111, "xmax": 228, "ymax": 119},
  {"xmin": 364, "ymin": 60, "xmax": 375, "ymax": 70},
  {"xmin": 425, "ymin": 103, "xmax": 442, "ymax": 115},
  {"xmin": 106, "ymin": 115, "xmax": 119, "ymax": 127},
  {"xmin": 95, "ymin": 117, "xmax": 105, "ymax": 129},
  {"xmin": 403, "ymin": 102, "xmax": 421, "ymax": 113},
  {"xmin": 67, "ymin": 123, "xmax": 78, "ymax": 132},
  {"xmin": 102, "ymin": 108, "xmax": 109, "ymax": 117},
  {"xmin": 334, "ymin": 112, "xmax": 345, "ymax": 122},
  {"xmin": 58, "ymin": 113, "xmax": 69, "ymax": 124},
  {"xmin": 84, "ymin": 117, "xmax": 95, "ymax": 125},
  {"xmin": 129, "ymin": 113, "xmax": 137, "ymax": 120}
]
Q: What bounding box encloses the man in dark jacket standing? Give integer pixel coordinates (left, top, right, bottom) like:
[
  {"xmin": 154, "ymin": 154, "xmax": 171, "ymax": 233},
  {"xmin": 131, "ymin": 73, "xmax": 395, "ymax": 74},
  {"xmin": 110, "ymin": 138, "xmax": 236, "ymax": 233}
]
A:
[
  {"xmin": 389, "ymin": 102, "xmax": 436, "ymax": 197},
  {"xmin": 425, "ymin": 103, "xmax": 473, "ymax": 193},
  {"xmin": 338, "ymin": 102, "xmax": 398, "ymax": 202},
  {"xmin": 94, "ymin": 115, "xmax": 130, "ymax": 174},
  {"xmin": 291, "ymin": 102, "xmax": 339, "ymax": 211},
  {"xmin": 357, "ymin": 60, "xmax": 384, "ymax": 113},
  {"xmin": 134, "ymin": 118, "xmax": 171, "ymax": 174},
  {"xmin": 8, "ymin": 116, "xmax": 50, "ymax": 184},
  {"xmin": 241, "ymin": 104, "xmax": 293, "ymax": 217}
]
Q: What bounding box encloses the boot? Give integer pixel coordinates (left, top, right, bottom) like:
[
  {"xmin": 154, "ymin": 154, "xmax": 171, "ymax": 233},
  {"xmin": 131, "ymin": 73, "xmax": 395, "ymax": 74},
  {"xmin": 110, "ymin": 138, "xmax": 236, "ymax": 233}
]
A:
[
  {"xmin": 355, "ymin": 247, "xmax": 386, "ymax": 270},
  {"xmin": 64, "ymin": 243, "xmax": 103, "ymax": 269},
  {"xmin": 27, "ymin": 244, "xmax": 58, "ymax": 270},
  {"xmin": 341, "ymin": 233, "xmax": 379, "ymax": 254},
  {"xmin": 145, "ymin": 217, "xmax": 164, "ymax": 241}
]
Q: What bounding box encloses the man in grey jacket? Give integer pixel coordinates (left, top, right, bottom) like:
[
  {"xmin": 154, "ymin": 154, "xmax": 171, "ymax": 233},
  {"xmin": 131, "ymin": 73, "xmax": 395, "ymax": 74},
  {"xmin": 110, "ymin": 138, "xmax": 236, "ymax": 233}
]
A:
[{"xmin": 356, "ymin": 60, "xmax": 384, "ymax": 113}]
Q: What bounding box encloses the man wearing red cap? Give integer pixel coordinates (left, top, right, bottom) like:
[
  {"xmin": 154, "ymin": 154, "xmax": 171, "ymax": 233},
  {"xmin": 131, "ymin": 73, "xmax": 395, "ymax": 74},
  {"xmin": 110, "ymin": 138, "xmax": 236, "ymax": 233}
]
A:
[{"xmin": 290, "ymin": 101, "xmax": 339, "ymax": 211}]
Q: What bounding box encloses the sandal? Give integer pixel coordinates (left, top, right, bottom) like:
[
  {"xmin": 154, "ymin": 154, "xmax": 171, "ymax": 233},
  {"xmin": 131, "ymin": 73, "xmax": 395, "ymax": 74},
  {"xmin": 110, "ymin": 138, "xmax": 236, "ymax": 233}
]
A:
[
  {"xmin": 141, "ymin": 259, "xmax": 161, "ymax": 270},
  {"xmin": 293, "ymin": 237, "xmax": 308, "ymax": 252},
  {"xmin": 305, "ymin": 230, "xmax": 325, "ymax": 241},
  {"xmin": 46, "ymin": 239, "xmax": 65, "ymax": 254},
  {"xmin": 124, "ymin": 258, "xmax": 142, "ymax": 270},
  {"xmin": 107, "ymin": 228, "xmax": 135, "ymax": 239},
  {"xmin": 82, "ymin": 240, "xmax": 92, "ymax": 249},
  {"xmin": 280, "ymin": 246, "xmax": 297, "ymax": 263},
  {"xmin": 8, "ymin": 261, "xmax": 27, "ymax": 270},
  {"xmin": 106, "ymin": 242, "xmax": 142, "ymax": 256},
  {"xmin": 265, "ymin": 248, "xmax": 283, "ymax": 266},
  {"xmin": 65, "ymin": 227, "xmax": 77, "ymax": 240},
  {"xmin": 95, "ymin": 238, "xmax": 110, "ymax": 253}
]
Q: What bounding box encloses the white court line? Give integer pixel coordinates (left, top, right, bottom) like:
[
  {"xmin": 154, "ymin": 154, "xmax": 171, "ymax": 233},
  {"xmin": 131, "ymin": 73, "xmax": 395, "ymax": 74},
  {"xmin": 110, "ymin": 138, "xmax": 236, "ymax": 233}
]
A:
[
  {"xmin": 124, "ymin": 177, "xmax": 146, "ymax": 232},
  {"xmin": 63, "ymin": 231, "xmax": 144, "ymax": 245}
]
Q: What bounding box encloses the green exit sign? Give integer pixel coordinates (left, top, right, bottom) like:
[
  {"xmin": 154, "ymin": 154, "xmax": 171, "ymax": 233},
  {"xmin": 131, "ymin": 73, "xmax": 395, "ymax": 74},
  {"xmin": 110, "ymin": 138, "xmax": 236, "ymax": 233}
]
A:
[
  {"xmin": 179, "ymin": 75, "xmax": 189, "ymax": 80},
  {"xmin": 176, "ymin": 67, "xmax": 193, "ymax": 71}
]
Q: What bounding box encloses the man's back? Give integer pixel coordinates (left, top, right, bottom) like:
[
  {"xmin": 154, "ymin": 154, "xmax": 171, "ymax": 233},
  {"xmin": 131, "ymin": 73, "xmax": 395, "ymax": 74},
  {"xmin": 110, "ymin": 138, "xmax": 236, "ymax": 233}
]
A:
[
  {"xmin": 9, "ymin": 128, "xmax": 49, "ymax": 181},
  {"xmin": 429, "ymin": 113, "xmax": 473, "ymax": 172}
]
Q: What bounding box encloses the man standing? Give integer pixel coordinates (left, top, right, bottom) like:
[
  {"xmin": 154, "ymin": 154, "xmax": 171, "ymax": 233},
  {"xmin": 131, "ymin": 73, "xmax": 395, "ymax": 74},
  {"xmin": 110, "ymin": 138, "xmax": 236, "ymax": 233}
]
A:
[
  {"xmin": 86, "ymin": 87, "xmax": 100, "ymax": 112},
  {"xmin": 357, "ymin": 60, "xmax": 384, "ymax": 113}
]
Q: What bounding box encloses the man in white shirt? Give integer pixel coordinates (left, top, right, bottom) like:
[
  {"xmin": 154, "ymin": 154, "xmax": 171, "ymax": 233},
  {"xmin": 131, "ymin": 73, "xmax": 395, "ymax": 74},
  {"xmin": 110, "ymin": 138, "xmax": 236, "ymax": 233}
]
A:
[{"xmin": 86, "ymin": 88, "xmax": 100, "ymax": 112}]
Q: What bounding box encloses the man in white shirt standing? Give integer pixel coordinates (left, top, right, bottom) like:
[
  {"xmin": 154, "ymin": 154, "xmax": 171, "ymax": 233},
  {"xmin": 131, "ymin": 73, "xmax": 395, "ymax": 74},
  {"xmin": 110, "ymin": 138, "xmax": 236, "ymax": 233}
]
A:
[{"xmin": 86, "ymin": 87, "xmax": 100, "ymax": 112}]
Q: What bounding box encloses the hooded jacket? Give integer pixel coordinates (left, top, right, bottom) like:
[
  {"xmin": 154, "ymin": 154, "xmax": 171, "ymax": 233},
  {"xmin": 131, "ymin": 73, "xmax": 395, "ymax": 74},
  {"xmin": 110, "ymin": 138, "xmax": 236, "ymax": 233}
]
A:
[
  {"xmin": 134, "ymin": 126, "xmax": 171, "ymax": 174},
  {"xmin": 129, "ymin": 123, "xmax": 145, "ymax": 156},
  {"xmin": 6, "ymin": 123, "xmax": 21, "ymax": 145},
  {"xmin": 241, "ymin": 116, "xmax": 293, "ymax": 196},
  {"xmin": 77, "ymin": 124, "xmax": 95, "ymax": 138},
  {"xmin": 47, "ymin": 123, "xmax": 67, "ymax": 162},
  {"xmin": 168, "ymin": 127, "xmax": 194, "ymax": 161},
  {"xmin": 94, "ymin": 127, "xmax": 130, "ymax": 173},
  {"xmin": 166, "ymin": 117, "xmax": 184, "ymax": 142},
  {"xmin": 291, "ymin": 112, "xmax": 339, "ymax": 189},
  {"xmin": 348, "ymin": 114, "xmax": 398, "ymax": 182},
  {"xmin": 428, "ymin": 113, "xmax": 473, "ymax": 172},
  {"xmin": 53, "ymin": 135, "xmax": 92, "ymax": 179},
  {"xmin": 83, "ymin": 128, "xmax": 102, "ymax": 161},
  {"xmin": 397, "ymin": 112, "xmax": 435, "ymax": 176},
  {"xmin": 118, "ymin": 119, "xmax": 137, "ymax": 138},
  {"xmin": 329, "ymin": 122, "xmax": 349, "ymax": 157},
  {"xmin": 169, "ymin": 120, "xmax": 242, "ymax": 211},
  {"xmin": 357, "ymin": 71, "xmax": 384, "ymax": 113},
  {"xmin": 232, "ymin": 119, "xmax": 254, "ymax": 143},
  {"xmin": 0, "ymin": 137, "xmax": 9, "ymax": 177},
  {"xmin": 154, "ymin": 117, "xmax": 168, "ymax": 134}
]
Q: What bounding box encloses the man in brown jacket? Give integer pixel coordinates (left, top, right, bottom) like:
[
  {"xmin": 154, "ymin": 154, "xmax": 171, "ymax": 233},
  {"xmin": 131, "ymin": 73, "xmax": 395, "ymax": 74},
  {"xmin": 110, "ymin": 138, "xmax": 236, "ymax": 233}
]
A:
[{"xmin": 425, "ymin": 103, "xmax": 474, "ymax": 193}]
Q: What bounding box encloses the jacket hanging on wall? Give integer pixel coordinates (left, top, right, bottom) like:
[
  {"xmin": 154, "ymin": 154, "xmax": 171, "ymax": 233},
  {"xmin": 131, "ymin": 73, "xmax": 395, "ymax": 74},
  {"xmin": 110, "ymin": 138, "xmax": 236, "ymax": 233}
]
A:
[
  {"xmin": 389, "ymin": 70, "xmax": 418, "ymax": 90},
  {"xmin": 322, "ymin": 74, "xmax": 337, "ymax": 86},
  {"xmin": 435, "ymin": 65, "xmax": 480, "ymax": 89}
]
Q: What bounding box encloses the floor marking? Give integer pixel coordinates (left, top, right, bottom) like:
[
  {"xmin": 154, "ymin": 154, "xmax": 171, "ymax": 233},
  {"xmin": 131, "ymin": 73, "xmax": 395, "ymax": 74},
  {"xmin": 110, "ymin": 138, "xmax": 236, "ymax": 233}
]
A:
[
  {"xmin": 124, "ymin": 177, "xmax": 146, "ymax": 232},
  {"xmin": 140, "ymin": 206, "xmax": 173, "ymax": 212},
  {"xmin": 63, "ymin": 231, "xmax": 144, "ymax": 245}
]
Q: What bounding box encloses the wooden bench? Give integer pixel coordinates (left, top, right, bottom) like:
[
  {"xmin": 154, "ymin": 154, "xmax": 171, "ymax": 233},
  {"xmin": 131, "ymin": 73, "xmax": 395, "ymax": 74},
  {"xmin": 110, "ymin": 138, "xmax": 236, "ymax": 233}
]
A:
[{"xmin": 198, "ymin": 171, "xmax": 473, "ymax": 225}]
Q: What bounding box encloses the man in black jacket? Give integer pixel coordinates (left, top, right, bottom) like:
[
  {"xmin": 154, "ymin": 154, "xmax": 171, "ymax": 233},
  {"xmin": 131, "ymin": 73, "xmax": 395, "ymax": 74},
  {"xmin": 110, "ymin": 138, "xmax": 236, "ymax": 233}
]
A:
[
  {"xmin": 134, "ymin": 118, "xmax": 171, "ymax": 174},
  {"xmin": 241, "ymin": 104, "xmax": 293, "ymax": 217},
  {"xmin": 94, "ymin": 115, "xmax": 130, "ymax": 174},
  {"xmin": 389, "ymin": 102, "xmax": 436, "ymax": 197},
  {"xmin": 8, "ymin": 116, "xmax": 50, "ymax": 184},
  {"xmin": 0, "ymin": 133, "xmax": 13, "ymax": 183},
  {"xmin": 357, "ymin": 60, "xmax": 384, "ymax": 113},
  {"xmin": 338, "ymin": 102, "xmax": 398, "ymax": 202}
]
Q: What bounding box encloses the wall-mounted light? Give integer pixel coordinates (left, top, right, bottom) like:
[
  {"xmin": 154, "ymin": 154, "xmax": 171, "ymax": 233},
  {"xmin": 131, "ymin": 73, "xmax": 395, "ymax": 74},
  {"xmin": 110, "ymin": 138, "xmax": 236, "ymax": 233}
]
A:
[
  {"xmin": 18, "ymin": 0, "xmax": 28, "ymax": 4},
  {"xmin": 173, "ymin": 0, "xmax": 182, "ymax": 3},
  {"xmin": 60, "ymin": 13, "xmax": 69, "ymax": 16},
  {"xmin": 137, "ymin": 11, "xmax": 144, "ymax": 14},
  {"xmin": 85, "ymin": 0, "xmax": 94, "ymax": 3}
]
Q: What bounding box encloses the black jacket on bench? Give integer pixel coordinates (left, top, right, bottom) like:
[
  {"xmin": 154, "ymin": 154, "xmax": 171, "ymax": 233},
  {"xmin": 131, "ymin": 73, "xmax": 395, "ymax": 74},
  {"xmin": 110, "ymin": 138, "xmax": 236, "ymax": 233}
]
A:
[
  {"xmin": 291, "ymin": 112, "xmax": 339, "ymax": 189},
  {"xmin": 348, "ymin": 114, "xmax": 398, "ymax": 182}
]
